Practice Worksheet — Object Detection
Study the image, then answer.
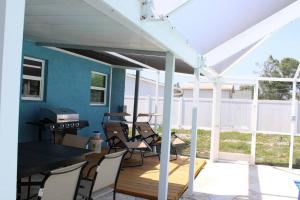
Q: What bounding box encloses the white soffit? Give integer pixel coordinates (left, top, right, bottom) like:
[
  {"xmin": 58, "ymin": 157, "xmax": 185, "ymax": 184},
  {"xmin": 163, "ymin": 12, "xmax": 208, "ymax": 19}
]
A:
[
  {"xmin": 24, "ymin": 0, "xmax": 166, "ymax": 52},
  {"xmin": 168, "ymin": 0, "xmax": 296, "ymax": 55}
]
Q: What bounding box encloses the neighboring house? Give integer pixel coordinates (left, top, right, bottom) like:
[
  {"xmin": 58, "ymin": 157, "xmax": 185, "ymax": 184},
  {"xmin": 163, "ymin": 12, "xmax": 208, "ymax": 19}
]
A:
[
  {"xmin": 125, "ymin": 73, "xmax": 182, "ymax": 98},
  {"xmin": 125, "ymin": 74, "xmax": 252, "ymax": 99},
  {"xmin": 181, "ymin": 82, "xmax": 234, "ymax": 98},
  {"xmin": 125, "ymin": 73, "xmax": 165, "ymax": 97},
  {"xmin": 19, "ymin": 41, "xmax": 126, "ymax": 142}
]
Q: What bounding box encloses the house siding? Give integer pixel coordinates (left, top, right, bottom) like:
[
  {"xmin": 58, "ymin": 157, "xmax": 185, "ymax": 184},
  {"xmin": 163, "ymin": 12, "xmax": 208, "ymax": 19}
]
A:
[
  {"xmin": 19, "ymin": 41, "xmax": 125, "ymax": 142},
  {"xmin": 110, "ymin": 68, "xmax": 126, "ymax": 113}
]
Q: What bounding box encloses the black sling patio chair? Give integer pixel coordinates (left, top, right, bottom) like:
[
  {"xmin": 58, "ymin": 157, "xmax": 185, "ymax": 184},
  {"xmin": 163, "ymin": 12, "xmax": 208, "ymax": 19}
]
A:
[
  {"xmin": 102, "ymin": 122, "xmax": 149, "ymax": 167},
  {"xmin": 134, "ymin": 121, "xmax": 185, "ymax": 160}
]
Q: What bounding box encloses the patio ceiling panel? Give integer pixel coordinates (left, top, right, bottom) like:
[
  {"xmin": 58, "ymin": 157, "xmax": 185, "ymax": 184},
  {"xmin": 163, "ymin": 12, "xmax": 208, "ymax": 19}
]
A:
[
  {"xmin": 25, "ymin": 0, "xmax": 166, "ymax": 54},
  {"xmin": 25, "ymin": 0, "xmax": 202, "ymax": 75}
]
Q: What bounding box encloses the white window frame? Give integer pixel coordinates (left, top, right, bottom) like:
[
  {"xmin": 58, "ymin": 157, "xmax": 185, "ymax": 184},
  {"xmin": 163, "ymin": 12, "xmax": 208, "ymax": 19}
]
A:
[
  {"xmin": 21, "ymin": 56, "xmax": 45, "ymax": 101},
  {"xmin": 90, "ymin": 71, "xmax": 107, "ymax": 106}
]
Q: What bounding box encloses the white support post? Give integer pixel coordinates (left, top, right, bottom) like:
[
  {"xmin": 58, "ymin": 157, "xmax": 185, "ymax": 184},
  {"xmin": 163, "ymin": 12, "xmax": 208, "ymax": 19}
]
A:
[
  {"xmin": 250, "ymin": 80, "xmax": 259, "ymax": 165},
  {"xmin": 210, "ymin": 79, "xmax": 221, "ymax": 161},
  {"xmin": 0, "ymin": 0, "xmax": 25, "ymax": 199},
  {"xmin": 154, "ymin": 70, "xmax": 160, "ymax": 132},
  {"xmin": 289, "ymin": 80, "xmax": 298, "ymax": 169},
  {"xmin": 158, "ymin": 52, "xmax": 175, "ymax": 200},
  {"xmin": 188, "ymin": 65, "xmax": 200, "ymax": 195},
  {"xmin": 178, "ymin": 97, "xmax": 183, "ymax": 129}
]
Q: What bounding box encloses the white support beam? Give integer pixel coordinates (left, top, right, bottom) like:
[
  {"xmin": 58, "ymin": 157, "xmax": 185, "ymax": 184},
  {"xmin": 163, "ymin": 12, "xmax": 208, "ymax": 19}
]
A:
[
  {"xmin": 289, "ymin": 79, "xmax": 298, "ymax": 169},
  {"xmin": 158, "ymin": 52, "xmax": 175, "ymax": 200},
  {"xmin": 210, "ymin": 79, "xmax": 221, "ymax": 161},
  {"xmin": 0, "ymin": 0, "xmax": 25, "ymax": 199},
  {"xmin": 84, "ymin": 0, "xmax": 216, "ymax": 79},
  {"xmin": 294, "ymin": 64, "xmax": 300, "ymax": 79},
  {"xmin": 222, "ymin": 76, "xmax": 300, "ymax": 83},
  {"xmin": 250, "ymin": 80, "xmax": 259, "ymax": 165},
  {"xmin": 188, "ymin": 65, "xmax": 200, "ymax": 195}
]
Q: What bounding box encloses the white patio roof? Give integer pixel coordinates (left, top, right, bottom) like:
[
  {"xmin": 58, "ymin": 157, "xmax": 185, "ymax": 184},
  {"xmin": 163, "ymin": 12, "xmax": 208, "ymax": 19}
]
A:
[
  {"xmin": 167, "ymin": 0, "xmax": 300, "ymax": 72},
  {"xmin": 24, "ymin": 0, "xmax": 300, "ymax": 77}
]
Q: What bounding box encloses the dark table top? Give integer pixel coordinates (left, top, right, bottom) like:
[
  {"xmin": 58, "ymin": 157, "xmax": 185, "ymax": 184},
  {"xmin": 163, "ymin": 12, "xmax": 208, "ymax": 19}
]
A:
[{"xmin": 18, "ymin": 142, "xmax": 90, "ymax": 178}]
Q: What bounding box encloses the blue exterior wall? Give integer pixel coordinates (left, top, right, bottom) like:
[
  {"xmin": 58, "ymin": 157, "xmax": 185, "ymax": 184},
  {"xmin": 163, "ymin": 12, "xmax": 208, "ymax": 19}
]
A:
[
  {"xmin": 19, "ymin": 41, "xmax": 125, "ymax": 142},
  {"xmin": 110, "ymin": 68, "xmax": 126, "ymax": 113}
]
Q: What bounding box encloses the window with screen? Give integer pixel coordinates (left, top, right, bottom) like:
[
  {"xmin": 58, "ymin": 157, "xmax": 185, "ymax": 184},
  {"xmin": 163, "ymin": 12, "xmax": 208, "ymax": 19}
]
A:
[
  {"xmin": 90, "ymin": 71, "xmax": 107, "ymax": 105},
  {"xmin": 22, "ymin": 57, "xmax": 45, "ymax": 100}
]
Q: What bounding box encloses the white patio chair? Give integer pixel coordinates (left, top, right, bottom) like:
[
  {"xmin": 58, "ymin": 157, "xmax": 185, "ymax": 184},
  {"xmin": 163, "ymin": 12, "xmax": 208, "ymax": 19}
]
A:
[
  {"xmin": 78, "ymin": 150, "xmax": 127, "ymax": 200},
  {"xmin": 37, "ymin": 161, "xmax": 86, "ymax": 200},
  {"xmin": 62, "ymin": 134, "xmax": 90, "ymax": 149}
]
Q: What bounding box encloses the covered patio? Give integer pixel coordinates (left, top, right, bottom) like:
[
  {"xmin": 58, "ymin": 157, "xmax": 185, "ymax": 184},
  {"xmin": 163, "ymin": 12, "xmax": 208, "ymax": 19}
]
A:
[{"xmin": 2, "ymin": 0, "xmax": 300, "ymax": 200}]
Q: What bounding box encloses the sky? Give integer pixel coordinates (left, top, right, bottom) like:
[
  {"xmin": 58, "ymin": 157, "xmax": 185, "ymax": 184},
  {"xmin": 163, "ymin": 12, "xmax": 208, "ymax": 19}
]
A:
[{"xmin": 128, "ymin": 1, "xmax": 300, "ymax": 85}]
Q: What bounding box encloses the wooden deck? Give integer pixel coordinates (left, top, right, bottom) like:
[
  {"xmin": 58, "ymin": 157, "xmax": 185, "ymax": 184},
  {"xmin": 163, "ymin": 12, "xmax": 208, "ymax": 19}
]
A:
[{"xmin": 117, "ymin": 154, "xmax": 206, "ymax": 200}]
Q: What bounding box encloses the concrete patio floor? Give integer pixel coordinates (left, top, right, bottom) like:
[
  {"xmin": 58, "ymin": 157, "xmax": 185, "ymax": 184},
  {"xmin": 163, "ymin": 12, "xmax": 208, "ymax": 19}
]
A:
[
  {"xmin": 181, "ymin": 161, "xmax": 300, "ymax": 200},
  {"xmin": 21, "ymin": 160, "xmax": 300, "ymax": 200}
]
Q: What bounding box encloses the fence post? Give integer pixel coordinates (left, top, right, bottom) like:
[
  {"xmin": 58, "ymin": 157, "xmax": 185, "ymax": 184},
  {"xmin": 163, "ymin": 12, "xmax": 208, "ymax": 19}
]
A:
[
  {"xmin": 148, "ymin": 95, "xmax": 152, "ymax": 113},
  {"xmin": 250, "ymin": 80, "xmax": 259, "ymax": 165},
  {"xmin": 289, "ymin": 80, "xmax": 298, "ymax": 169},
  {"xmin": 210, "ymin": 79, "xmax": 221, "ymax": 162}
]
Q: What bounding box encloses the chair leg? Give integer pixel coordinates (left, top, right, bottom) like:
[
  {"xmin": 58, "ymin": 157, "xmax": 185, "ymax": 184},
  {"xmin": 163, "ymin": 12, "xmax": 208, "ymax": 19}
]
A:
[
  {"xmin": 124, "ymin": 149, "xmax": 134, "ymax": 160},
  {"xmin": 140, "ymin": 149, "xmax": 144, "ymax": 166},
  {"xmin": 17, "ymin": 180, "xmax": 21, "ymax": 200},
  {"xmin": 170, "ymin": 144, "xmax": 178, "ymax": 161},
  {"xmin": 113, "ymin": 190, "xmax": 116, "ymax": 200},
  {"xmin": 27, "ymin": 176, "xmax": 31, "ymax": 199}
]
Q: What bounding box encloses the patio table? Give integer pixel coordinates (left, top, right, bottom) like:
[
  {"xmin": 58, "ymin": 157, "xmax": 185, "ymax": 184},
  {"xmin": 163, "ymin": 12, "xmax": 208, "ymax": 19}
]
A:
[{"xmin": 18, "ymin": 142, "xmax": 91, "ymax": 178}]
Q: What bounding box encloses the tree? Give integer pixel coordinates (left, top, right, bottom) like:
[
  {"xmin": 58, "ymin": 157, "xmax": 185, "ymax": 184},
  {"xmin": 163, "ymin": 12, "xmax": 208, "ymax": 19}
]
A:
[{"xmin": 258, "ymin": 56, "xmax": 299, "ymax": 100}]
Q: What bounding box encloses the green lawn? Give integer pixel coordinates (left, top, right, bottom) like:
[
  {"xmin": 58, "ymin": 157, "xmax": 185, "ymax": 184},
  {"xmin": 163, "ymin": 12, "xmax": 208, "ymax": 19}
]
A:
[
  {"xmin": 129, "ymin": 127, "xmax": 300, "ymax": 167},
  {"xmin": 169, "ymin": 129, "xmax": 300, "ymax": 167}
]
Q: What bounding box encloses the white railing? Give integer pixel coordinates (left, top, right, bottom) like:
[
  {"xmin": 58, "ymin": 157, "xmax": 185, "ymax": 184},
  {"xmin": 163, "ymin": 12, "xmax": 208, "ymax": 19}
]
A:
[{"xmin": 124, "ymin": 96, "xmax": 299, "ymax": 135}]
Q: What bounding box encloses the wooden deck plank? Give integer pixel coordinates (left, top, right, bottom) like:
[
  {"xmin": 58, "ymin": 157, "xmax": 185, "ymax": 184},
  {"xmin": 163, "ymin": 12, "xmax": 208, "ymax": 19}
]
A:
[{"xmin": 117, "ymin": 154, "xmax": 206, "ymax": 200}]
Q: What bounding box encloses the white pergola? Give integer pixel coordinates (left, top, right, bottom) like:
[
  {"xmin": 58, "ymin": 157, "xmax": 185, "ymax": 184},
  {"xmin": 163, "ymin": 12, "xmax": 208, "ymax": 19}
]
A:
[{"xmin": 1, "ymin": 0, "xmax": 300, "ymax": 199}]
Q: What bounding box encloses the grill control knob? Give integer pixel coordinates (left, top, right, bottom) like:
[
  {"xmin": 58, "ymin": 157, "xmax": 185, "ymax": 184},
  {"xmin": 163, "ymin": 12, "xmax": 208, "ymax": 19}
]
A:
[
  {"xmin": 50, "ymin": 125, "xmax": 55, "ymax": 130},
  {"xmin": 75, "ymin": 122, "xmax": 80, "ymax": 128}
]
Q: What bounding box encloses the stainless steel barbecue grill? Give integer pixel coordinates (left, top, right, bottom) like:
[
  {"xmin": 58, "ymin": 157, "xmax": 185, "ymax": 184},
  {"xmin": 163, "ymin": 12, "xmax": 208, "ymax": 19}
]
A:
[
  {"xmin": 40, "ymin": 107, "xmax": 79, "ymax": 123},
  {"xmin": 28, "ymin": 107, "xmax": 89, "ymax": 142}
]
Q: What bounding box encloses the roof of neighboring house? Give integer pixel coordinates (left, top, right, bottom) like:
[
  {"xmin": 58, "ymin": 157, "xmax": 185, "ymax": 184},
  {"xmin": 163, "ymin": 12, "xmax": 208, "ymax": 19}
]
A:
[
  {"xmin": 181, "ymin": 82, "xmax": 234, "ymax": 91},
  {"xmin": 126, "ymin": 73, "xmax": 165, "ymax": 87},
  {"xmin": 126, "ymin": 73, "xmax": 182, "ymax": 96}
]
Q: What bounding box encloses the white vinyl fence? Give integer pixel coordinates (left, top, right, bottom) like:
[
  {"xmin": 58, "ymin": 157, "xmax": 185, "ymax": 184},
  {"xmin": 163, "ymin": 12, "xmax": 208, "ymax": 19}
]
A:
[{"xmin": 124, "ymin": 96, "xmax": 299, "ymax": 135}]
